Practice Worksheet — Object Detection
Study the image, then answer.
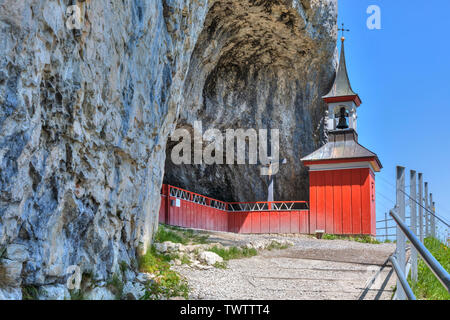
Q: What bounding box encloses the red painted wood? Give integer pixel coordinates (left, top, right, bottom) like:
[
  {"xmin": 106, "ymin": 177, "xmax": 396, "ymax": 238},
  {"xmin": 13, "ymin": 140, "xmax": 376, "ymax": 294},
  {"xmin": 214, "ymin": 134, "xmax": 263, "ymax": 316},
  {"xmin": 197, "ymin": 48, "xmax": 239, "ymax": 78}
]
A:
[
  {"xmin": 176, "ymin": 200, "xmax": 181, "ymax": 227},
  {"xmin": 159, "ymin": 196, "xmax": 166, "ymax": 223},
  {"xmin": 222, "ymin": 210, "xmax": 226, "ymax": 231},
  {"xmin": 300, "ymin": 210, "xmax": 309, "ymax": 234},
  {"xmin": 323, "ymin": 94, "xmax": 361, "ymax": 106},
  {"xmin": 261, "ymin": 212, "xmax": 270, "ymax": 233},
  {"xmin": 235, "ymin": 212, "xmax": 240, "ymax": 233},
  {"xmin": 332, "ymin": 170, "xmax": 343, "ymax": 235},
  {"xmin": 280, "ymin": 212, "xmax": 291, "ymax": 233},
  {"xmin": 325, "ymin": 172, "xmax": 334, "ymax": 234},
  {"xmin": 197, "ymin": 205, "xmax": 202, "ymax": 230},
  {"xmin": 169, "ymin": 197, "xmax": 175, "ymax": 225},
  {"xmin": 160, "ymin": 185, "xmax": 314, "ymax": 235},
  {"xmin": 342, "ymin": 170, "xmax": 352, "ymax": 234},
  {"xmin": 206, "ymin": 207, "xmax": 211, "ymax": 231},
  {"xmin": 370, "ymin": 172, "xmax": 377, "ymax": 236},
  {"xmin": 309, "ymin": 172, "xmax": 317, "ymax": 234},
  {"xmin": 361, "ymin": 168, "xmax": 371, "ymax": 235},
  {"xmin": 215, "ymin": 209, "xmax": 220, "ymax": 231},
  {"xmin": 291, "ymin": 211, "xmax": 300, "ymax": 234},
  {"xmin": 251, "ymin": 212, "xmax": 261, "ymax": 234},
  {"xmin": 227, "ymin": 212, "xmax": 233, "ymax": 233},
  {"xmin": 240, "ymin": 213, "xmax": 250, "ymax": 234},
  {"xmin": 213, "ymin": 209, "xmax": 218, "ymax": 231},
  {"xmin": 184, "ymin": 201, "xmax": 188, "ymax": 228},
  {"xmin": 236, "ymin": 212, "xmax": 241, "ymax": 233},
  {"xmin": 351, "ymin": 169, "xmax": 362, "ymax": 235},
  {"xmin": 180, "ymin": 201, "xmax": 185, "ymax": 227},
  {"xmin": 190, "ymin": 202, "xmax": 195, "ymax": 229},
  {"xmin": 178, "ymin": 200, "xmax": 183, "ymax": 227},
  {"xmin": 212, "ymin": 208, "xmax": 217, "ymax": 231},
  {"xmin": 234, "ymin": 212, "xmax": 239, "ymax": 233},
  {"xmin": 316, "ymin": 171, "xmax": 326, "ymax": 231},
  {"xmin": 219, "ymin": 210, "xmax": 224, "ymax": 232},
  {"xmin": 206, "ymin": 206, "xmax": 211, "ymax": 230},
  {"xmin": 269, "ymin": 212, "xmax": 280, "ymax": 233}
]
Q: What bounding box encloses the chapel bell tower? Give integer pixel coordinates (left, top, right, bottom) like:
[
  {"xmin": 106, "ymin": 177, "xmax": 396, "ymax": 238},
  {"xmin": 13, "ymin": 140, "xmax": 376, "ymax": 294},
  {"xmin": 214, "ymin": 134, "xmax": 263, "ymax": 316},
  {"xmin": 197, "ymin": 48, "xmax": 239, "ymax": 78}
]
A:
[
  {"xmin": 322, "ymin": 37, "xmax": 361, "ymax": 133},
  {"xmin": 301, "ymin": 35, "xmax": 382, "ymax": 237}
]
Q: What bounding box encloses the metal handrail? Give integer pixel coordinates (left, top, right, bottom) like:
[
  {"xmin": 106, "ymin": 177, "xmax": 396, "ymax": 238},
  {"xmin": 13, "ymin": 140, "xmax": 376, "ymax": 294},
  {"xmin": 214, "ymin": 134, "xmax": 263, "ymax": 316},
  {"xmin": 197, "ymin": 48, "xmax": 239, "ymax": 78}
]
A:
[
  {"xmin": 389, "ymin": 255, "xmax": 416, "ymax": 300},
  {"xmin": 390, "ymin": 210, "xmax": 450, "ymax": 293}
]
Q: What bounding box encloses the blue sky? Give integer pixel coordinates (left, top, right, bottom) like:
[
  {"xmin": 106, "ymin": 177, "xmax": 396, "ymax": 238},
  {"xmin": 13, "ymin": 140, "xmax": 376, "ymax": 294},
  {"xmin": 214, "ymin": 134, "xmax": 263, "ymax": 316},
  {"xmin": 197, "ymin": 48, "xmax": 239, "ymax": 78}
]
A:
[{"xmin": 338, "ymin": 0, "xmax": 450, "ymax": 225}]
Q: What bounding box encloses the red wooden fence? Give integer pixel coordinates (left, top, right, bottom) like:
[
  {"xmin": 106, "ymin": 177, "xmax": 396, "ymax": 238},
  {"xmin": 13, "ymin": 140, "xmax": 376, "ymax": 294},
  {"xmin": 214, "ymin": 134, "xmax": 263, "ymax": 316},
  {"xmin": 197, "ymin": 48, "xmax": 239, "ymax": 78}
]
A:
[{"xmin": 159, "ymin": 184, "xmax": 310, "ymax": 235}]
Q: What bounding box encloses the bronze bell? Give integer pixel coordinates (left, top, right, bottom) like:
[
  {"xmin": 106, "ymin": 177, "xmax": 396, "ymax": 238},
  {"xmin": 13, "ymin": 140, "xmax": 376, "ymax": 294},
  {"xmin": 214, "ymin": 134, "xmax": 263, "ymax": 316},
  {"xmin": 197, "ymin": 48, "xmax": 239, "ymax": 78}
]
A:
[{"xmin": 336, "ymin": 107, "xmax": 349, "ymax": 129}]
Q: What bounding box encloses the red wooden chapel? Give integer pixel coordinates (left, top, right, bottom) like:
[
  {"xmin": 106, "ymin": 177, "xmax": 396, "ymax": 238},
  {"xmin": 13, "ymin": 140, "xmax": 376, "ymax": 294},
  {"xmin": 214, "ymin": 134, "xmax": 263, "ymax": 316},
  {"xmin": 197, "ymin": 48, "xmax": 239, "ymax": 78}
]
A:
[{"xmin": 301, "ymin": 37, "xmax": 382, "ymax": 236}]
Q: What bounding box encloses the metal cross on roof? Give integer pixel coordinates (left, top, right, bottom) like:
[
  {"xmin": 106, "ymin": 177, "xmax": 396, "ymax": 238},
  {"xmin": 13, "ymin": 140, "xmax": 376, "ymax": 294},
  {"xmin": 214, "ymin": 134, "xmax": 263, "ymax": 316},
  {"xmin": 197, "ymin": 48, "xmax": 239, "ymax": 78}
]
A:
[{"xmin": 338, "ymin": 23, "xmax": 350, "ymax": 38}]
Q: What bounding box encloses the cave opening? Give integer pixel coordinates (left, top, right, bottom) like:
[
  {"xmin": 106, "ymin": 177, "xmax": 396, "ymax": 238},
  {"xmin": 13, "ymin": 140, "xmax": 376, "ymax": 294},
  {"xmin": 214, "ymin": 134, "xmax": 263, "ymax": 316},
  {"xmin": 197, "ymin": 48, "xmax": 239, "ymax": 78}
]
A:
[{"xmin": 163, "ymin": 0, "xmax": 336, "ymax": 203}]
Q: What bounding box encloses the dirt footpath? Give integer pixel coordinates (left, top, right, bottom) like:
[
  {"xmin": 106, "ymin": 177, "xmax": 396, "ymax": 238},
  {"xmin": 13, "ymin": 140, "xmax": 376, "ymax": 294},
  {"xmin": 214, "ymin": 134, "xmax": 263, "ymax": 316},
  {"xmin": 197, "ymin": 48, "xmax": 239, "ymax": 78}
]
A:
[{"xmin": 173, "ymin": 232, "xmax": 397, "ymax": 300}]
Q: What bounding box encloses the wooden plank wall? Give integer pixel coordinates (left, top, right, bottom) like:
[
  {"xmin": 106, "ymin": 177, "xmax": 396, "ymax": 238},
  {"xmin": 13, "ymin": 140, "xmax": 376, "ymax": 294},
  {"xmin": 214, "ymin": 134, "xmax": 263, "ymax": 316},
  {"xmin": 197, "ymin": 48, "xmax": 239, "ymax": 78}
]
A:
[{"xmin": 309, "ymin": 168, "xmax": 376, "ymax": 236}]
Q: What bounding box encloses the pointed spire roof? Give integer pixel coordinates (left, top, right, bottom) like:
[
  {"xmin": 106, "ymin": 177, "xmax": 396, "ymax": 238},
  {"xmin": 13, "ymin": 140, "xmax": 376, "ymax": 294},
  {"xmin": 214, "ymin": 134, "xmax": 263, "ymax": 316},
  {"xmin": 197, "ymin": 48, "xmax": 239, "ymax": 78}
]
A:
[{"xmin": 323, "ymin": 38, "xmax": 362, "ymax": 106}]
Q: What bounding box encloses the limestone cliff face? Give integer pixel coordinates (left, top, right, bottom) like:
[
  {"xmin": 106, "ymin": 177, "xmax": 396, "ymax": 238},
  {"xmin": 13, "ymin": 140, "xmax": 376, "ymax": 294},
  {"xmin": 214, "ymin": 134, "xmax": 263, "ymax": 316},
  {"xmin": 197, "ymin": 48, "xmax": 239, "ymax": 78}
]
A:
[
  {"xmin": 0, "ymin": 0, "xmax": 337, "ymax": 299},
  {"xmin": 164, "ymin": 0, "xmax": 337, "ymax": 202},
  {"xmin": 0, "ymin": 0, "xmax": 209, "ymax": 298}
]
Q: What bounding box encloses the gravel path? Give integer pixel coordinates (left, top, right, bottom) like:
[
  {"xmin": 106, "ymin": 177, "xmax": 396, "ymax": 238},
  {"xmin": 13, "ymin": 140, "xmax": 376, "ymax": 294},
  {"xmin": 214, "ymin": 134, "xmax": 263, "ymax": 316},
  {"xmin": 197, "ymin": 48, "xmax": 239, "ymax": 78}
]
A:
[{"xmin": 173, "ymin": 231, "xmax": 397, "ymax": 300}]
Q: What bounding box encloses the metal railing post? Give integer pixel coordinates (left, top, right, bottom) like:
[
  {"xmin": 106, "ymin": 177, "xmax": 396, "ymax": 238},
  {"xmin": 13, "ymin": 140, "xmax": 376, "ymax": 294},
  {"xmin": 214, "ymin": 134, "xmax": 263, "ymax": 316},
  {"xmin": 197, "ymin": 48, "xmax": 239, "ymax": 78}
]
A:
[
  {"xmin": 389, "ymin": 256, "xmax": 416, "ymax": 300},
  {"xmin": 430, "ymin": 195, "xmax": 436, "ymax": 238},
  {"xmin": 390, "ymin": 209, "xmax": 450, "ymax": 293},
  {"xmin": 424, "ymin": 182, "xmax": 429, "ymax": 237},
  {"xmin": 410, "ymin": 170, "xmax": 418, "ymax": 283},
  {"xmin": 385, "ymin": 212, "xmax": 389, "ymax": 242},
  {"xmin": 396, "ymin": 166, "xmax": 407, "ymax": 300},
  {"xmin": 418, "ymin": 173, "xmax": 424, "ymax": 242}
]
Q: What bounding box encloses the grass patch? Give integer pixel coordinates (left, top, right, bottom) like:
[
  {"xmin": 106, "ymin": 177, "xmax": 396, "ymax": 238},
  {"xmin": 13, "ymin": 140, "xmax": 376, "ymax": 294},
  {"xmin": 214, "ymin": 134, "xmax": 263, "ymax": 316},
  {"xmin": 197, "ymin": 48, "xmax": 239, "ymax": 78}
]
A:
[
  {"xmin": 322, "ymin": 234, "xmax": 381, "ymax": 244},
  {"xmin": 408, "ymin": 237, "xmax": 450, "ymax": 300},
  {"xmin": 69, "ymin": 289, "xmax": 85, "ymax": 300},
  {"xmin": 209, "ymin": 246, "xmax": 258, "ymax": 261},
  {"xmin": 266, "ymin": 241, "xmax": 290, "ymax": 251},
  {"xmin": 139, "ymin": 246, "xmax": 189, "ymax": 300},
  {"xmin": 0, "ymin": 246, "xmax": 6, "ymax": 260},
  {"xmin": 155, "ymin": 225, "xmax": 187, "ymax": 244},
  {"xmin": 119, "ymin": 261, "xmax": 128, "ymax": 274},
  {"xmin": 213, "ymin": 261, "xmax": 228, "ymax": 269},
  {"xmin": 107, "ymin": 273, "xmax": 124, "ymax": 300},
  {"xmin": 155, "ymin": 224, "xmax": 210, "ymax": 245},
  {"xmin": 180, "ymin": 255, "xmax": 191, "ymax": 265},
  {"xmin": 22, "ymin": 285, "xmax": 39, "ymax": 300}
]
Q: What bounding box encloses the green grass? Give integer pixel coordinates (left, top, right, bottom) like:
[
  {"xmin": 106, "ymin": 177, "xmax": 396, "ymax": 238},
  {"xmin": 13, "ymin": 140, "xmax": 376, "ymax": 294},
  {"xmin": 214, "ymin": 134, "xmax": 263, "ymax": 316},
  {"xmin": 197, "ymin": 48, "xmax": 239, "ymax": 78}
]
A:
[
  {"xmin": 139, "ymin": 246, "xmax": 189, "ymax": 300},
  {"xmin": 22, "ymin": 285, "xmax": 39, "ymax": 300},
  {"xmin": 408, "ymin": 237, "xmax": 450, "ymax": 300},
  {"xmin": 155, "ymin": 225, "xmax": 187, "ymax": 244},
  {"xmin": 180, "ymin": 255, "xmax": 191, "ymax": 265},
  {"xmin": 107, "ymin": 273, "xmax": 124, "ymax": 300},
  {"xmin": 69, "ymin": 289, "xmax": 85, "ymax": 300},
  {"xmin": 209, "ymin": 246, "xmax": 258, "ymax": 261},
  {"xmin": 0, "ymin": 246, "xmax": 6, "ymax": 260},
  {"xmin": 322, "ymin": 234, "xmax": 381, "ymax": 244},
  {"xmin": 213, "ymin": 261, "xmax": 228, "ymax": 269},
  {"xmin": 266, "ymin": 241, "xmax": 290, "ymax": 251},
  {"xmin": 119, "ymin": 260, "xmax": 128, "ymax": 274},
  {"xmin": 155, "ymin": 224, "xmax": 210, "ymax": 245}
]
